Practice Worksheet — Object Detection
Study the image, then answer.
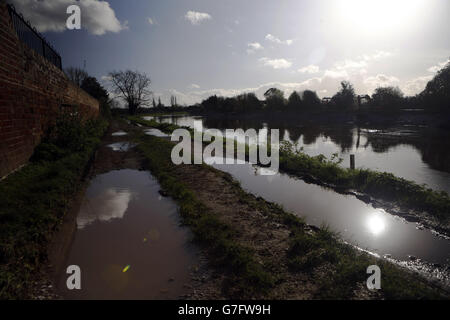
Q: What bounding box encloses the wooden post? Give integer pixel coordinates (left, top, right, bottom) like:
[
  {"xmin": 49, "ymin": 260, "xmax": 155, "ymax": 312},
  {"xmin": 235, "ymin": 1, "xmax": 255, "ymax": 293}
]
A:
[{"xmin": 350, "ymin": 154, "xmax": 355, "ymax": 170}]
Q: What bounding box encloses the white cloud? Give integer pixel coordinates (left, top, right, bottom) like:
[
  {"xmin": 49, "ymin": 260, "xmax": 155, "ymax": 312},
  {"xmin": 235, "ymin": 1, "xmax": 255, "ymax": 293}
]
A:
[
  {"xmin": 259, "ymin": 57, "xmax": 292, "ymax": 69},
  {"xmin": 265, "ymin": 34, "xmax": 294, "ymax": 45},
  {"xmin": 427, "ymin": 58, "xmax": 449, "ymax": 73},
  {"xmin": 324, "ymin": 69, "xmax": 349, "ymax": 78},
  {"xmin": 298, "ymin": 65, "xmax": 320, "ymax": 74},
  {"xmin": 185, "ymin": 11, "xmax": 212, "ymax": 25},
  {"xmin": 363, "ymin": 51, "xmax": 392, "ymax": 61},
  {"xmin": 364, "ymin": 74, "xmax": 400, "ymax": 89},
  {"xmin": 322, "ymin": 51, "xmax": 392, "ymax": 80},
  {"xmin": 402, "ymin": 75, "xmax": 433, "ymax": 95},
  {"xmin": 9, "ymin": 0, "xmax": 127, "ymax": 35},
  {"xmin": 335, "ymin": 59, "xmax": 368, "ymax": 70},
  {"xmin": 247, "ymin": 42, "xmax": 263, "ymax": 54},
  {"xmin": 189, "ymin": 84, "xmax": 201, "ymax": 89},
  {"xmin": 101, "ymin": 75, "xmax": 112, "ymax": 82}
]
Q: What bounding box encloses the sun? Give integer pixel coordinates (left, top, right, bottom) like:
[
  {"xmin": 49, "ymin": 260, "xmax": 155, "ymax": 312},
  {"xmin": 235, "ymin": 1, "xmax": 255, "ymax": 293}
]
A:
[
  {"xmin": 334, "ymin": 0, "xmax": 425, "ymax": 35},
  {"xmin": 367, "ymin": 213, "xmax": 386, "ymax": 236}
]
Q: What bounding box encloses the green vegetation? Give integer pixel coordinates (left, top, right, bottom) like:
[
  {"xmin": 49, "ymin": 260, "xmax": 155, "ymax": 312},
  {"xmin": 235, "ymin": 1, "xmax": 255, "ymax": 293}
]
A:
[
  {"xmin": 131, "ymin": 119, "xmax": 446, "ymax": 299},
  {"xmin": 0, "ymin": 114, "xmax": 108, "ymax": 299},
  {"xmin": 285, "ymin": 223, "xmax": 443, "ymax": 299},
  {"xmin": 130, "ymin": 116, "xmax": 450, "ymax": 226}
]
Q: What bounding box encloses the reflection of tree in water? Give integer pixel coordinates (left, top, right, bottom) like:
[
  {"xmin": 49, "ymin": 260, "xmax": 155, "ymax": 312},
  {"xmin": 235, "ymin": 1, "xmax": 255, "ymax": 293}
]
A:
[
  {"xmin": 420, "ymin": 141, "xmax": 450, "ymax": 173},
  {"xmin": 203, "ymin": 118, "xmax": 265, "ymax": 132},
  {"xmin": 321, "ymin": 126, "xmax": 354, "ymax": 153},
  {"xmin": 364, "ymin": 127, "xmax": 450, "ymax": 173},
  {"xmin": 201, "ymin": 116, "xmax": 450, "ymax": 173},
  {"xmin": 285, "ymin": 127, "xmax": 303, "ymax": 143}
]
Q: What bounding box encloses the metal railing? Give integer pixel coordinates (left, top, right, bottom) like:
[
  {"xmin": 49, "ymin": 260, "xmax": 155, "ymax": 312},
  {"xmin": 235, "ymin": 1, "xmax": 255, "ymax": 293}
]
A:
[{"xmin": 7, "ymin": 4, "xmax": 62, "ymax": 69}]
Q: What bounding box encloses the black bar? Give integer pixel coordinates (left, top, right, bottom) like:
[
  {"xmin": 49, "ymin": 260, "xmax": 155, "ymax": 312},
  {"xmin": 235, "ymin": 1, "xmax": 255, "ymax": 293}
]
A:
[{"xmin": 6, "ymin": 4, "xmax": 62, "ymax": 70}]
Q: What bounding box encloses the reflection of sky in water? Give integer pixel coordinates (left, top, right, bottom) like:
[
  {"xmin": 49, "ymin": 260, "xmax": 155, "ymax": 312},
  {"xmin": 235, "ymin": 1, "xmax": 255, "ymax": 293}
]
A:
[
  {"xmin": 111, "ymin": 131, "xmax": 128, "ymax": 137},
  {"xmin": 208, "ymin": 160, "xmax": 450, "ymax": 265},
  {"xmin": 62, "ymin": 169, "xmax": 199, "ymax": 299},
  {"xmin": 107, "ymin": 142, "xmax": 136, "ymax": 152},
  {"xmin": 77, "ymin": 187, "xmax": 134, "ymax": 229},
  {"xmin": 144, "ymin": 128, "xmax": 169, "ymax": 137}
]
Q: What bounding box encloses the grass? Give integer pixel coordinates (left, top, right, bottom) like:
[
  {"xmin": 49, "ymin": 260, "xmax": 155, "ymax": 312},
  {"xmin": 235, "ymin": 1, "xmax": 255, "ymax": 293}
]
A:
[
  {"xmin": 130, "ymin": 119, "xmax": 447, "ymax": 299},
  {"xmin": 286, "ymin": 225, "xmax": 444, "ymax": 299},
  {"xmin": 129, "ymin": 115, "xmax": 450, "ymax": 226},
  {"xmin": 0, "ymin": 115, "xmax": 108, "ymax": 299}
]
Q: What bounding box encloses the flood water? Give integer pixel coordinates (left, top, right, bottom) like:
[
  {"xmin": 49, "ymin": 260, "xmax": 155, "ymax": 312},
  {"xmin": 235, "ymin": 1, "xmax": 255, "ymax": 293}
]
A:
[
  {"xmin": 144, "ymin": 115, "xmax": 450, "ymax": 193},
  {"xmin": 58, "ymin": 169, "xmax": 199, "ymax": 299},
  {"xmin": 142, "ymin": 114, "xmax": 450, "ymax": 283},
  {"xmin": 206, "ymin": 157, "xmax": 450, "ymax": 269},
  {"xmin": 107, "ymin": 142, "xmax": 136, "ymax": 152}
]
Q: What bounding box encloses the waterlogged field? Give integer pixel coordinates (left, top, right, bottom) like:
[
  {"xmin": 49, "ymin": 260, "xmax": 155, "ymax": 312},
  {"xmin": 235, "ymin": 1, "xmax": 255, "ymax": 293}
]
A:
[
  {"xmin": 139, "ymin": 115, "xmax": 450, "ymax": 286},
  {"xmin": 143, "ymin": 115, "xmax": 450, "ymax": 194}
]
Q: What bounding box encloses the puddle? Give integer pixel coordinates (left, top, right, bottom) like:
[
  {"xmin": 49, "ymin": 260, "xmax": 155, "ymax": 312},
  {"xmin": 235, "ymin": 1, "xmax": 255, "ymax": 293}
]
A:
[
  {"xmin": 205, "ymin": 157, "xmax": 450, "ymax": 283},
  {"xmin": 112, "ymin": 131, "xmax": 128, "ymax": 137},
  {"xmin": 144, "ymin": 128, "xmax": 170, "ymax": 138},
  {"xmin": 107, "ymin": 142, "xmax": 136, "ymax": 152},
  {"xmin": 58, "ymin": 169, "xmax": 199, "ymax": 299}
]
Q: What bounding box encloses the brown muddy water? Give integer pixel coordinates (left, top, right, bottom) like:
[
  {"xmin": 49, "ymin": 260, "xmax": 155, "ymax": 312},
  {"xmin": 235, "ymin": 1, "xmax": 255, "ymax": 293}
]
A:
[{"xmin": 57, "ymin": 169, "xmax": 199, "ymax": 299}]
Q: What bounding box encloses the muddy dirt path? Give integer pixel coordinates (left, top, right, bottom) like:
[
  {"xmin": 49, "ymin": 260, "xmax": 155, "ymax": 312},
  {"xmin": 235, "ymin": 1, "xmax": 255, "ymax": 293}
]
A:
[{"xmin": 44, "ymin": 120, "xmax": 223, "ymax": 299}]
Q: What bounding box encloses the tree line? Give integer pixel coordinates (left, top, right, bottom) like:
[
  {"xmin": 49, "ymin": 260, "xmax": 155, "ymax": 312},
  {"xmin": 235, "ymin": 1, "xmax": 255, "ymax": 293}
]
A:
[
  {"xmin": 65, "ymin": 59, "xmax": 449, "ymax": 115},
  {"xmin": 198, "ymin": 60, "xmax": 450, "ymax": 113}
]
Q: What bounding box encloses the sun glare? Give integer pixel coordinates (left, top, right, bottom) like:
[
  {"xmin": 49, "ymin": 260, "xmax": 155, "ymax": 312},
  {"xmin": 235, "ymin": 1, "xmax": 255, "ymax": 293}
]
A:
[
  {"xmin": 335, "ymin": 0, "xmax": 425, "ymax": 34},
  {"xmin": 367, "ymin": 213, "xmax": 386, "ymax": 236}
]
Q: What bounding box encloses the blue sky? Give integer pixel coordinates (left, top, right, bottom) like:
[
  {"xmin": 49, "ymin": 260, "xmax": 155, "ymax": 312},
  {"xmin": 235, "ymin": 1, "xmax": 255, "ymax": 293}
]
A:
[{"xmin": 10, "ymin": 0, "xmax": 450, "ymax": 105}]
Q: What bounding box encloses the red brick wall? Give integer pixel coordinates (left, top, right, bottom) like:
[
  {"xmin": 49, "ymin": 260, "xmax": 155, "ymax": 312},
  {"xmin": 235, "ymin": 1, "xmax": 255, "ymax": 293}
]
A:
[{"xmin": 0, "ymin": 2, "xmax": 99, "ymax": 178}]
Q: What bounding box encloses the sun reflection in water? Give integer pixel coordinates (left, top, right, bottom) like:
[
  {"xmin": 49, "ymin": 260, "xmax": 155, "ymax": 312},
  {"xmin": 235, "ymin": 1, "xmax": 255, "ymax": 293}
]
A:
[{"xmin": 367, "ymin": 213, "xmax": 386, "ymax": 236}]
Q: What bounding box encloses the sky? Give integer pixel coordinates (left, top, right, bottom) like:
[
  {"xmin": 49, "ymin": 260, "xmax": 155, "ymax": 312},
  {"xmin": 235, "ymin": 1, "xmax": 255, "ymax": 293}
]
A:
[{"xmin": 8, "ymin": 0, "xmax": 450, "ymax": 105}]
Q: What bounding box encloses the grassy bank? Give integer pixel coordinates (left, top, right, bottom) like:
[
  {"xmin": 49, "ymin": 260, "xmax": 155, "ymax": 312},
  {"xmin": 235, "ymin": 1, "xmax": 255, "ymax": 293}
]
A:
[
  {"xmin": 131, "ymin": 123, "xmax": 446, "ymax": 299},
  {"xmin": 129, "ymin": 116, "xmax": 449, "ymax": 227},
  {"xmin": 0, "ymin": 115, "xmax": 108, "ymax": 299}
]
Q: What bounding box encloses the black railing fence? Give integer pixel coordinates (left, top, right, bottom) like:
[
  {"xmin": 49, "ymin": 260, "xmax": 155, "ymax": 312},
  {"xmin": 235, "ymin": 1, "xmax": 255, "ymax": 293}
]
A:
[{"xmin": 7, "ymin": 4, "xmax": 62, "ymax": 69}]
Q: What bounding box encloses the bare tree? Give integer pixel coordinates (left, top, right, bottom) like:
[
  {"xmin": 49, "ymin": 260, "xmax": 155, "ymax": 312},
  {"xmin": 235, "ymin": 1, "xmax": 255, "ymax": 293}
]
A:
[
  {"xmin": 108, "ymin": 70, "xmax": 152, "ymax": 115},
  {"xmin": 65, "ymin": 67, "xmax": 88, "ymax": 87}
]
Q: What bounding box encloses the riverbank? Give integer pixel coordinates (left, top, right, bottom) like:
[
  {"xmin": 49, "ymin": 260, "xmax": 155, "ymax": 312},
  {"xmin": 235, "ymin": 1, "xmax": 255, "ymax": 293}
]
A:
[
  {"xmin": 0, "ymin": 117, "xmax": 108, "ymax": 299},
  {"xmin": 129, "ymin": 119, "xmax": 448, "ymax": 299},
  {"xmin": 130, "ymin": 115, "xmax": 450, "ymax": 235}
]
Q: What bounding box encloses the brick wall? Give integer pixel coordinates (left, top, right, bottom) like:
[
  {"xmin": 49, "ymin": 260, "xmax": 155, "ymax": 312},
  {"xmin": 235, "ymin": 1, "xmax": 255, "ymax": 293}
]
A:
[{"xmin": 0, "ymin": 2, "xmax": 99, "ymax": 178}]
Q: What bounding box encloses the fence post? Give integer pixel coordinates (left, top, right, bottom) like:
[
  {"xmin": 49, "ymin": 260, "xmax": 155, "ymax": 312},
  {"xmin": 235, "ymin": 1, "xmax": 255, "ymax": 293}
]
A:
[{"xmin": 350, "ymin": 154, "xmax": 355, "ymax": 170}]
